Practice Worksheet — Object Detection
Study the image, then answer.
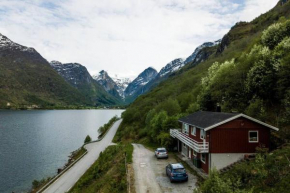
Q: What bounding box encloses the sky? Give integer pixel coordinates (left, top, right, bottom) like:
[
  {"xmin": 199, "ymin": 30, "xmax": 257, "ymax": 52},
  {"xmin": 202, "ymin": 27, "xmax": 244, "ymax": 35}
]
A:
[{"xmin": 0, "ymin": 0, "xmax": 279, "ymax": 79}]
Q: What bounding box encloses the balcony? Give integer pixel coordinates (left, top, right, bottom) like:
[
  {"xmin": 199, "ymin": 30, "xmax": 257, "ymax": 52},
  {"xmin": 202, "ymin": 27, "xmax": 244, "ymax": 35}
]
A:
[{"xmin": 170, "ymin": 129, "xmax": 209, "ymax": 153}]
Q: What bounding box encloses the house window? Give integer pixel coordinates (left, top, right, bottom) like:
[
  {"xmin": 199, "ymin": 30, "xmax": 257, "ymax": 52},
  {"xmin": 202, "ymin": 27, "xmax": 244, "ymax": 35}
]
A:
[
  {"xmin": 191, "ymin": 126, "xmax": 196, "ymax": 136},
  {"xmin": 200, "ymin": 129, "xmax": 205, "ymax": 139},
  {"xmin": 183, "ymin": 123, "xmax": 189, "ymax": 134},
  {"xmin": 193, "ymin": 150, "xmax": 197, "ymax": 157},
  {"xmin": 201, "ymin": 153, "xmax": 206, "ymax": 163},
  {"xmin": 249, "ymin": 131, "xmax": 258, "ymax": 143}
]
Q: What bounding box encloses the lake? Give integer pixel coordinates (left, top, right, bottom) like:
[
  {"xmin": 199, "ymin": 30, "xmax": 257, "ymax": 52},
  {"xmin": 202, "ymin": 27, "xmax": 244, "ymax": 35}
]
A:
[{"xmin": 0, "ymin": 109, "xmax": 124, "ymax": 193}]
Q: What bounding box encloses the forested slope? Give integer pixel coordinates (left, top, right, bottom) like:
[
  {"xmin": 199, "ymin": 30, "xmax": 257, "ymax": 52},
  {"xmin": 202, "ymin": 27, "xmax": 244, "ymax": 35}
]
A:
[{"xmin": 115, "ymin": 0, "xmax": 290, "ymax": 147}]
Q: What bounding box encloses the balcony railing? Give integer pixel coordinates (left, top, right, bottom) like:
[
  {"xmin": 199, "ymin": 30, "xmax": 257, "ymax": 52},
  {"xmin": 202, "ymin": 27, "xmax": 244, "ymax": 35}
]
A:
[{"xmin": 170, "ymin": 129, "xmax": 209, "ymax": 153}]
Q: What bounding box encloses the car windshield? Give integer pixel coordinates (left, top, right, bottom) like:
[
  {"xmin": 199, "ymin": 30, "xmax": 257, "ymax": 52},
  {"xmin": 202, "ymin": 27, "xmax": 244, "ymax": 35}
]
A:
[
  {"xmin": 158, "ymin": 150, "xmax": 166, "ymax": 152},
  {"xmin": 173, "ymin": 168, "xmax": 185, "ymax": 173}
]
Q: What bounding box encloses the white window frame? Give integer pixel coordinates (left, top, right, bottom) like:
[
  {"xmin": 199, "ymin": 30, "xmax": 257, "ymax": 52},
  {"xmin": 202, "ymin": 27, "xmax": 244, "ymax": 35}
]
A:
[
  {"xmin": 183, "ymin": 123, "xmax": 189, "ymax": 135},
  {"xmin": 193, "ymin": 150, "xmax": 197, "ymax": 157},
  {"xmin": 200, "ymin": 129, "xmax": 205, "ymax": 140},
  {"xmin": 191, "ymin": 126, "xmax": 196, "ymax": 136},
  {"xmin": 249, "ymin": 131, "xmax": 259, "ymax": 143},
  {"xmin": 201, "ymin": 153, "xmax": 206, "ymax": 163}
]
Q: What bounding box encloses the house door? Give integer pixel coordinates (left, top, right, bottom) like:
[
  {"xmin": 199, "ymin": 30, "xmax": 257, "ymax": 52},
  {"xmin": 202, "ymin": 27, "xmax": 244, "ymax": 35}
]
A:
[{"xmin": 182, "ymin": 143, "xmax": 188, "ymax": 157}]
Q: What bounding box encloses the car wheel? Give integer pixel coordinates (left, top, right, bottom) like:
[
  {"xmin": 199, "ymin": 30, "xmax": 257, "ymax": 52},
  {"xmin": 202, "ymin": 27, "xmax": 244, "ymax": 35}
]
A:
[{"xmin": 170, "ymin": 179, "xmax": 173, "ymax": 183}]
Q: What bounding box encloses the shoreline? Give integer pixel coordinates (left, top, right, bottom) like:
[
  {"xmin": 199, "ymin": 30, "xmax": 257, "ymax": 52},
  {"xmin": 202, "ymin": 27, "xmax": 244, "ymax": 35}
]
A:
[
  {"xmin": 32, "ymin": 117, "xmax": 121, "ymax": 193},
  {"xmin": 0, "ymin": 108, "xmax": 126, "ymax": 111}
]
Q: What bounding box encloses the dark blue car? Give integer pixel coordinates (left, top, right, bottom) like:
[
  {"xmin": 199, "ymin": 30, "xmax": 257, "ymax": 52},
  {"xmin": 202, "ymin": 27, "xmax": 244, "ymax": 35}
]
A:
[{"xmin": 166, "ymin": 163, "xmax": 188, "ymax": 183}]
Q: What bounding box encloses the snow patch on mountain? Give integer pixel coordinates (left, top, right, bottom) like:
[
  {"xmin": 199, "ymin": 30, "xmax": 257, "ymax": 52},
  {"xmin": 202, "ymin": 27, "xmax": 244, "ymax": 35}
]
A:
[
  {"xmin": 125, "ymin": 67, "xmax": 158, "ymax": 97},
  {"xmin": 112, "ymin": 75, "xmax": 132, "ymax": 98},
  {"xmin": 93, "ymin": 71, "xmax": 131, "ymax": 99},
  {"xmin": 184, "ymin": 39, "xmax": 221, "ymax": 65},
  {"xmin": 0, "ymin": 33, "xmax": 35, "ymax": 53},
  {"xmin": 49, "ymin": 61, "xmax": 89, "ymax": 86},
  {"xmin": 159, "ymin": 58, "xmax": 185, "ymax": 77}
]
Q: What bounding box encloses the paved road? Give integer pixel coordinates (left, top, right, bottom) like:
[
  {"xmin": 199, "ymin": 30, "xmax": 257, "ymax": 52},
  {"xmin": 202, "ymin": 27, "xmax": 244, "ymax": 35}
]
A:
[
  {"xmin": 132, "ymin": 144, "xmax": 197, "ymax": 193},
  {"xmin": 43, "ymin": 119, "xmax": 122, "ymax": 193}
]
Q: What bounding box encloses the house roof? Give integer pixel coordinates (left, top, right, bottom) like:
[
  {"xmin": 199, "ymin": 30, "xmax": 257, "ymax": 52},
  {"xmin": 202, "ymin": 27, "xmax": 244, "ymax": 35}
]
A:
[{"xmin": 178, "ymin": 111, "xmax": 279, "ymax": 131}]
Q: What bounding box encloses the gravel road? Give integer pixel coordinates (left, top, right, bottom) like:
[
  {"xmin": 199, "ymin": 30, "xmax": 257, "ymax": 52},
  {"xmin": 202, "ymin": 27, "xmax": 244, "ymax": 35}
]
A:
[{"xmin": 132, "ymin": 144, "xmax": 197, "ymax": 193}]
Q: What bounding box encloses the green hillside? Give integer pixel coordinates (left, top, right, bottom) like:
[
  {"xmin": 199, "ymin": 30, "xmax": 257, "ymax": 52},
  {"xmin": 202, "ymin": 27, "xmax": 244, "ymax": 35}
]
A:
[
  {"xmin": 0, "ymin": 34, "xmax": 124, "ymax": 109},
  {"xmin": 114, "ymin": 1, "xmax": 290, "ymax": 191},
  {"xmin": 0, "ymin": 49, "xmax": 93, "ymax": 109},
  {"xmin": 115, "ymin": 0, "xmax": 290, "ymax": 147}
]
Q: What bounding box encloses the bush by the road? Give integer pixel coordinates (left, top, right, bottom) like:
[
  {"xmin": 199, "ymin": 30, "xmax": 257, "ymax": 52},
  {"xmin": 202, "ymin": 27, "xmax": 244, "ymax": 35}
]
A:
[
  {"xmin": 98, "ymin": 116, "xmax": 120, "ymax": 139},
  {"xmin": 84, "ymin": 135, "xmax": 92, "ymax": 143}
]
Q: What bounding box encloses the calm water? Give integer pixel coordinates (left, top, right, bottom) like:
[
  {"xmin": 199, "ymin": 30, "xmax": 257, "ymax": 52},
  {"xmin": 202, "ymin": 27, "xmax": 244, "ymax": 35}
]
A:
[{"xmin": 0, "ymin": 109, "xmax": 124, "ymax": 193}]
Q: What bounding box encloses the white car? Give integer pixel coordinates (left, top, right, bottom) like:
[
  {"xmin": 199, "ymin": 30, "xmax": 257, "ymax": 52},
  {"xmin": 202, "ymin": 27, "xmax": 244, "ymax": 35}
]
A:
[{"xmin": 155, "ymin": 148, "xmax": 168, "ymax": 159}]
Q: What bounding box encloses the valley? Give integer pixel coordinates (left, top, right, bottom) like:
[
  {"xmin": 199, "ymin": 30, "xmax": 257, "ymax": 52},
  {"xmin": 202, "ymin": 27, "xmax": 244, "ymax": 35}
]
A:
[{"xmin": 1, "ymin": 0, "xmax": 290, "ymax": 193}]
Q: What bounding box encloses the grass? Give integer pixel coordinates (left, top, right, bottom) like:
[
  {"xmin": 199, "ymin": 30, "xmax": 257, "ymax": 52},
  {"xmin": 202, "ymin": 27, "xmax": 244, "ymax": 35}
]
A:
[
  {"xmin": 70, "ymin": 147, "xmax": 87, "ymax": 161},
  {"xmin": 69, "ymin": 143, "xmax": 133, "ymax": 193}
]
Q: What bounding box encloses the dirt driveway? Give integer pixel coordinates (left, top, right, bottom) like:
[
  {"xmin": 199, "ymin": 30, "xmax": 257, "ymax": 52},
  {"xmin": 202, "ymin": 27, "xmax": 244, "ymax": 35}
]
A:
[{"xmin": 132, "ymin": 144, "xmax": 197, "ymax": 193}]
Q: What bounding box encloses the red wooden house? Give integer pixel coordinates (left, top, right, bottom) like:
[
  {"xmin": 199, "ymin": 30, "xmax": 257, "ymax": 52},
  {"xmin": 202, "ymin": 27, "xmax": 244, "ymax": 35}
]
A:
[{"xmin": 170, "ymin": 111, "xmax": 279, "ymax": 174}]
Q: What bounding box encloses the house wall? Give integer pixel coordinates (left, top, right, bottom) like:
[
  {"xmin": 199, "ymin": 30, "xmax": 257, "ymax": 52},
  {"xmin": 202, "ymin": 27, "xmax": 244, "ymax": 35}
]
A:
[
  {"xmin": 210, "ymin": 153, "xmax": 248, "ymax": 170},
  {"xmin": 186, "ymin": 125, "xmax": 210, "ymax": 143},
  {"xmin": 181, "ymin": 142, "xmax": 188, "ymax": 156},
  {"xmin": 197, "ymin": 153, "xmax": 209, "ymax": 174},
  {"xmin": 209, "ymin": 117, "xmax": 270, "ymax": 153}
]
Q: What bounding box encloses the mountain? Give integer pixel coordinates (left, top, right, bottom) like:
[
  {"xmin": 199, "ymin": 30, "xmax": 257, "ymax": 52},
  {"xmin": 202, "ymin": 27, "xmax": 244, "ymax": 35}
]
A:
[
  {"xmin": 50, "ymin": 61, "xmax": 122, "ymax": 106},
  {"xmin": 92, "ymin": 70, "xmax": 122, "ymax": 99},
  {"xmin": 125, "ymin": 58, "xmax": 186, "ymax": 102},
  {"xmin": 0, "ymin": 34, "xmax": 36, "ymax": 53},
  {"xmin": 117, "ymin": 0, "xmax": 290, "ymax": 147},
  {"xmin": 124, "ymin": 67, "xmax": 157, "ymax": 99},
  {"xmin": 112, "ymin": 76, "xmax": 131, "ymax": 98},
  {"xmin": 158, "ymin": 58, "xmax": 185, "ymax": 77},
  {"xmin": 0, "ymin": 33, "xmax": 92, "ymax": 108},
  {"xmin": 184, "ymin": 40, "xmax": 221, "ymax": 65},
  {"xmin": 123, "ymin": 40, "xmax": 222, "ymax": 103}
]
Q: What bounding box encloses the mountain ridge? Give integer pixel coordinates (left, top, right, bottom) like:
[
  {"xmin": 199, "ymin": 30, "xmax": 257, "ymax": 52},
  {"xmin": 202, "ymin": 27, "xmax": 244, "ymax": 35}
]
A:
[
  {"xmin": 93, "ymin": 70, "xmax": 124, "ymax": 99},
  {"xmin": 124, "ymin": 67, "xmax": 158, "ymax": 99},
  {"xmin": 49, "ymin": 61, "xmax": 123, "ymax": 106},
  {"xmin": 0, "ymin": 34, "xmax": 91, "ymax": 108}
]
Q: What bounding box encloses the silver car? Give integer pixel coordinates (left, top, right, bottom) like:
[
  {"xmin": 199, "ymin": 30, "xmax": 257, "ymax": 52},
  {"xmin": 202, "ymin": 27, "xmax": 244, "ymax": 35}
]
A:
[{"xmin": 155, "ymin": 148, "xmax": 168, "ymax": 159}]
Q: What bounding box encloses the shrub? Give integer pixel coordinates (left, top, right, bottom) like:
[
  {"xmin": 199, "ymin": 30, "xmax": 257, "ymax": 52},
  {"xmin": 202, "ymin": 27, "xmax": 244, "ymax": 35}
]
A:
[
  {"xmin": 194, "ymin": 169, "xmax": 252, "ymax": 193},
  {"xmin": 98, "ymin": 116, "xmax": 119, "ymax": 138},
  {"xmin": 84, "ymin": 135, "xmax": 92, "ymax": 143},
  {"xmin": 261, "ymin": 23, "xmax": 285, "ymax": 49},
  {"xmin": 245, "ymin": 98, "xmax": 266, "ymax": 121},
  {"xmin": 156, "ymin": 98, "xmax": 181, "ymax": 116},
  {"xmin": 246, "ymin": 60, "xmax": 277, "ymax": 99},
  {"xmin": 186, "ymin": 102, "xmax": 200, "ymax": 114},
  {"xmin": 261, "ymin": 21, "xmax": 290, "ymax": 49},
  {"xmin": 274, "ymin": 37, "xmax": 290, "ymax": 57},
  {"xmin": 157, "ymin": 132, "xmax": 172, "ymax": 147}
]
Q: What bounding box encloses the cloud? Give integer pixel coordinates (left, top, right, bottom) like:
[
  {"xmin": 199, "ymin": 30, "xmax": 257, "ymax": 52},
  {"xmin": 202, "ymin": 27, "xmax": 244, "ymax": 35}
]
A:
[{"xmin": 0, "ymin": 0, "xmax": 279, "ymax": 79}]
